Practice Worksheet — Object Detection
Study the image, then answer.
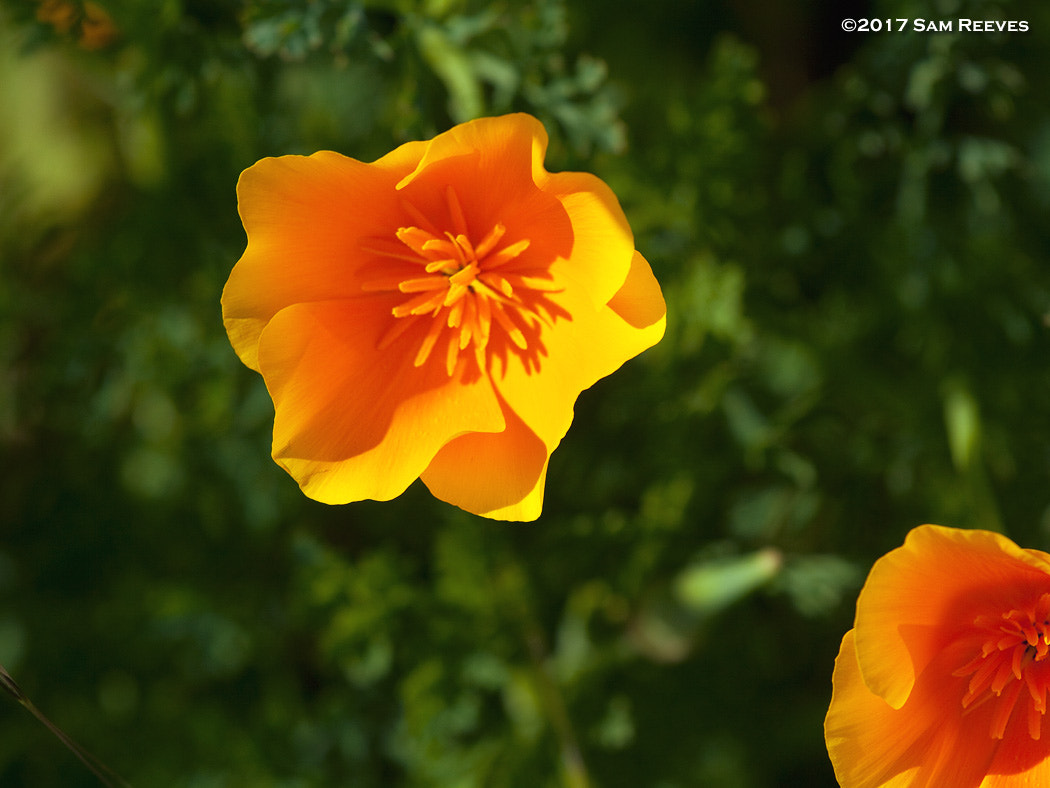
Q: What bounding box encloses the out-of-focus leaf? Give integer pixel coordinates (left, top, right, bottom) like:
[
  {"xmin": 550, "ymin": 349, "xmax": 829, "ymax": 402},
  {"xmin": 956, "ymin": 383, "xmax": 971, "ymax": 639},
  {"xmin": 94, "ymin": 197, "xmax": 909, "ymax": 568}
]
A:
[
  {"xmin": 674, "ymin": 549, "xmax": 781, "ymax": 615},
  {"xmin": 943, "ymin": 378, "xmax": 981, "ymax": 472},
  {"xmin": 773, "ymin": 555, "xmax": 863, "ymax": 618},
  {"xmin": 415, "ymin": 22, "xmax": 483, "ymax": 121}
]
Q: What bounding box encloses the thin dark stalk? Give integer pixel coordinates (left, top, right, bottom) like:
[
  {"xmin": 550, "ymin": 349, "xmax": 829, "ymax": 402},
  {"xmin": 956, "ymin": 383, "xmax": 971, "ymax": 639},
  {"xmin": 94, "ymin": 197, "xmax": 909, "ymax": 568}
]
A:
[{"xmin": 0, "ymin": 663, "xmax": 133, "ymax": 788}]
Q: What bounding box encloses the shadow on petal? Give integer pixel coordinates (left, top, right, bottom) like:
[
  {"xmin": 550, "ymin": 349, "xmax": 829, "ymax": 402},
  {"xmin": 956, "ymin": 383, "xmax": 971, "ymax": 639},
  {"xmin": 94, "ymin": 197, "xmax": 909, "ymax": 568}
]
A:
[
  {"xmin": 420, "ymin": 394, "xmax": 549, "ymax": 521},
  {"xmin": 258, "ymin": 298, "xmax": 504, "ymax": 503}
]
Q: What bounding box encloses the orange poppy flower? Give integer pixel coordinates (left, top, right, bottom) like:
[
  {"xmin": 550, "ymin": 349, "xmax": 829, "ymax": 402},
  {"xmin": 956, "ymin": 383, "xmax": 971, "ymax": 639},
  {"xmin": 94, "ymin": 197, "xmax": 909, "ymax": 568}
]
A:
[
  {"xmin": 36, "ymin": 0, "xmax": 77, "ymax": 34},
  {"xmin": 221, "ymin": 114, "xmax": 665, "ymax": 521},
  {"xmin": 825, "ymin": 524, "xmax": 1050, "ymax": 787},
  {"xmin": 78, "ymin": 2, "xmax": 118, "ymax": 51},
  {"xmin": 36, "ymin": 1, "xmax": 118, "ymax": 50}
]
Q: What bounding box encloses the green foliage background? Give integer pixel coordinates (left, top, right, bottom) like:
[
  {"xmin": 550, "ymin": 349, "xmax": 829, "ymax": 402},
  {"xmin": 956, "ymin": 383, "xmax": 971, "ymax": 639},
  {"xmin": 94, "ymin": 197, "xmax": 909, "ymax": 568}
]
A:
[{"xmin": 2, "ymin": 0, "xmax": 1050, "ymax": 785}]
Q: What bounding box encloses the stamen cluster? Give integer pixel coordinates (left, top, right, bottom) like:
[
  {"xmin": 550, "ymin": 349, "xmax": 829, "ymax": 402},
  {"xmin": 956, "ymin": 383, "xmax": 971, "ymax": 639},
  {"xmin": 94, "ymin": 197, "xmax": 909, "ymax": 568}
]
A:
[
  {"xmin": 361, "ymin": 186, "xmax": 557, "ymax": 376},
  {"xmin": 955, "ymin": 593, "xmax": 1050, "ymax": 740}
]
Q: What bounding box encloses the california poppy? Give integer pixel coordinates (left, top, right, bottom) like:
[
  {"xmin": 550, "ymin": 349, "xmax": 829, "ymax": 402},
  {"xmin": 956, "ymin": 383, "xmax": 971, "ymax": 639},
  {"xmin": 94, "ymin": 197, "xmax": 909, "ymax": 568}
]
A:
[
  {"xmin": 222, "ymin": 114, "xmax": 665, "ymax": 521},
  {"xmin": 826, "ymin": 524, "xmax": 1050, "ymax": 787},
  {"xmin": 36, "ymin": 1, "xmax": 118, "ymax": 50}
]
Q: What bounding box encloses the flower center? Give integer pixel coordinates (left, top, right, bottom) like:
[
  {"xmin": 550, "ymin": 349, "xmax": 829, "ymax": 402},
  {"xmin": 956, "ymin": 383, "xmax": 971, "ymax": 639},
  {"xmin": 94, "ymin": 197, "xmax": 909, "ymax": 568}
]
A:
[
  {"xmin": 954, "ymin": 593, "xmax": 1050, "ymax": 740},
  {"xmin": 360, "ymin": 186, "xmax": 558, "ymax": 376}
]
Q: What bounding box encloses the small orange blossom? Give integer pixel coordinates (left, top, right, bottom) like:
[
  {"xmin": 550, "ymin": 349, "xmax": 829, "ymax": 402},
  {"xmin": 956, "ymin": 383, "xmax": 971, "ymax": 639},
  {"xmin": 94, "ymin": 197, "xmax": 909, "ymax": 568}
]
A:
[
  {"xmin": 222, "ymin": 114, "xmax": 665, "ymax": 521},
  {"xmin": 826, "ymin": 524, "xmax": 1050, "ymax": 787},
  {"xmin": 35, "ymin": 0, "xmax": 77, "ymax": 34},
  {"xmin": 36, "ymin": 1, "xmax": 118, "ymax": 50}
]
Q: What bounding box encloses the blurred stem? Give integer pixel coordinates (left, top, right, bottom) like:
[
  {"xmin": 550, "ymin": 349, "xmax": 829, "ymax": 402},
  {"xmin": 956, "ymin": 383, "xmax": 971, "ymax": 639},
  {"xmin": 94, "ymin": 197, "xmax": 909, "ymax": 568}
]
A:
[
  {"xmin": 942, "ymin": 378, "xmax": 1005, "ymax": 534},
  {"xmin": 524, "ymin": 622, "xmax": 591, "ymax": 788},
  {"xmin": 493, "ymin": 553, "xmax": 592, "ymax": 788},
  {"xmin": 0, "ymin": 663, "xmax": 133, "ymax": 788}
]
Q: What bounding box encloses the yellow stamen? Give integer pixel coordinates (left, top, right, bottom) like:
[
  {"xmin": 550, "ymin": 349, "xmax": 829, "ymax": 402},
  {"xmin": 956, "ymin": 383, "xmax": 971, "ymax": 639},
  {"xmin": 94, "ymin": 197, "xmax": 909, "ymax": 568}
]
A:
[
  {"xmin": 360, "ymin": 195, "xmax": 546, "ymax": 375},
  {"xmin": 485, "ymin": 238, "xmax": 531, "ymax": 268},
  {"xmin": 954, "ymin": 594, "xmax": 1050, "ymax": 740},
  {"xmin": 474, "ymin": 224, "xmax": 506, "ymax": 259},
  {"xmin": 414, "ymin": 315, "xmax": 445, "ymax": 367},
  {"xmin": 399, "ymin": 276, "xmax": 448, "ymax": 293}
]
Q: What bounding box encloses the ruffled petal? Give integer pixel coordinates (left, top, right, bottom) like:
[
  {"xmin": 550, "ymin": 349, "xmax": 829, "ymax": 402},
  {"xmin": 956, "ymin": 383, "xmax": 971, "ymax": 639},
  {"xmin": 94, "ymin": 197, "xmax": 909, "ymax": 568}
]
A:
[
  {"xmin": 541, "ymin": 170, "xmax": 636, "ymax": 310},
  {"xmin": 827, "ymin": 630, "xmax": 1005, "ymax": 788},
  {"xmin": 256, "ymin": 299, "xmax": 504, "ymax": 504},
  {"xmin": 420, "ymin": 394, "xmax": 549, "ymax": 521},
  {"xmin": 396, "ymin": 113, "xmax": 541, "ymax": 194},
  {"xmin": 606, "ymin": 250, "xmax": 668, "ymax": 329},
  {"xmin": 855, "ymin": 525, "xmax": 1050, "ymax": 710},
  {"xmin": 393, "ymin": 115, "xmax": 574, "ymax": 279},
  {"xmin": 222, "ymin": 142, "xmax": 426, "ymax": 370},
  {"xmin": 398, "ymin": 113, "xmax": 635, "ymax": 315},
  {"xmin": 826, "ymin": 631, "xmax": 928, "ymax": 788},
  {"xmin": 491, "ymin": 250, "xmax": 665, "ymax": 459}
]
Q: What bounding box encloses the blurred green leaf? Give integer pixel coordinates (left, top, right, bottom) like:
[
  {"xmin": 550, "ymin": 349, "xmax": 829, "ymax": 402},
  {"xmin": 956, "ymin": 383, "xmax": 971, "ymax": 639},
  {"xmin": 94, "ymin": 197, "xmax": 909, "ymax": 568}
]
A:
[
  {"xmin": 674, "ymin": 549, "xmax": 781, "ymax": 615},
  {"xmin": 415, "ymin": 21, "xmax": 483, "ymax": 121}
]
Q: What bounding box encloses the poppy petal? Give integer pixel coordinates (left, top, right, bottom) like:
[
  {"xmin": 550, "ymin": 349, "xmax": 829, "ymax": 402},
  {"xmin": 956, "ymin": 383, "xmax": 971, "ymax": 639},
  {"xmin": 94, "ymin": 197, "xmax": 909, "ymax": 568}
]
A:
[
  {"xmin": 393, "ymin": 114, "xmax": 574, "ymax": 276},
  {"xmin": 396, "ymin": 113, "xmax": 540, "ymax": 193},
  {"xmin": 607, "ymin": 250, "xmax": 669, "ymax": 329},
  {"xmin": 855, "ymin": 526, "xmax": 1050, "ymax": 710},
  {"xmin": 826, "ymin": 630, "xmax": 1003, "ymax": 788},
  {"xmin": 826, "ymin": 631, "xmax": 928, "ymax": 788},
  {"xmin": 985, "ymin": 746, "xmax": 1050, "ymax": 786},
  {"xmin": 492, "ymin": 250, "xmax": 665, "ymax": 459},
  {"xmin": 420, "ymin": 394, "xmax": 549, "ymax": 521},
  {"xmin": 222, "ymin": 143, "xmax": 426, "ymax": 371},
  {"xmin": 542, "ymin": 170, "xmax": 637, "ymax": 310},
  {"xmin": 256, "ymin": 299, "xmax": 505, "ymax": 503}
]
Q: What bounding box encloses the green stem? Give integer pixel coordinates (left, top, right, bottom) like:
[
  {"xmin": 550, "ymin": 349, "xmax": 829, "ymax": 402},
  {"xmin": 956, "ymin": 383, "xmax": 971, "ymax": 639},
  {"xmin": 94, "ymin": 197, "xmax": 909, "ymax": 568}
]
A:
[
  {"xmin": 524, "ymin": 627, "xmax": 592, "ymax": 788},
  {"xmin": 493, "ymin": 558, "xmax": 592, "ymax": 788},
  {"xmin": 0, "ymin": 663, "xmax": 133, "ymax": 788}
]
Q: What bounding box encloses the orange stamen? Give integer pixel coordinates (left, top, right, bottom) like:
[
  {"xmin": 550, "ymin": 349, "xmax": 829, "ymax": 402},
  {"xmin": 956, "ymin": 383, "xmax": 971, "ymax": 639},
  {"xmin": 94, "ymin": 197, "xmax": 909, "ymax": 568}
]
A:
[
  {"xmin": 360, "ymin": 186, "xmax": 547, "ymax": 375},
  {"xmin": 955, "ymin": 593, "xmax": 1050, "ymax": 740}
]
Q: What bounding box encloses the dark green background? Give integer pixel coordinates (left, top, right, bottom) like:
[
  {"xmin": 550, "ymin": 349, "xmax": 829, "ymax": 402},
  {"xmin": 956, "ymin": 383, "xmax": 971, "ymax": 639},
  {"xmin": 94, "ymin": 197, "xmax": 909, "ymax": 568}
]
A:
[{"xmin": 2, "ymin": 0, "xmax": 1049, "ymax": 785}]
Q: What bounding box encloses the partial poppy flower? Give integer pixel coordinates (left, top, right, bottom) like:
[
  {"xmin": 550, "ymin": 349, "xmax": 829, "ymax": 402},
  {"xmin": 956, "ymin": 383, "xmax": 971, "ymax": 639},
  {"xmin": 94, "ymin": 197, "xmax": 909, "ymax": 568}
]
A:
[
  {"xmin": 78, "ymin": 2, "xmax": 118, "ymax": 51},
  {"xmin": 35, "ymin": 0, "xmax": 77, "ymax": 34},
  {"xmin": 222, "ymin": 113, "xmax": 665, "ymax": 521},
  {"xmin": 36, "ymin": 0, "xmax": 118, "ymax": 50},
  {"xmin": 825, "ymin": 524, "xmax": 1050, "ymax": 787}
]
